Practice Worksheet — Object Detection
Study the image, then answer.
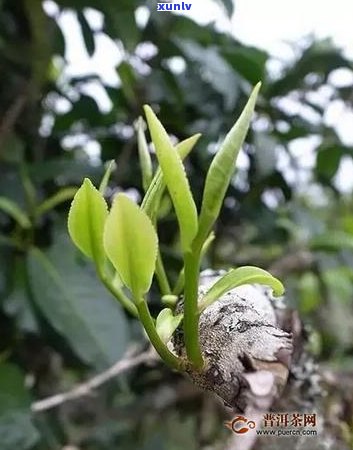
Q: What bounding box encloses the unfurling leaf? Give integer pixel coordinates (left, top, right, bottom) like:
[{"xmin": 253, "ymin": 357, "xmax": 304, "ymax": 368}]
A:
[
  {"xmin": 99, "ymin": 160, "xmax": 116, "ymax": 194},
  {"xmin": 156, "ymin": 308, "xmax": 183, "ymax": 343},
  {"xmin": 197, "ymin": 83, "xmax": 261, "ymax": 245},
  {"xmin": 199, "ymin": 265, "xmax": 284, "ymax": 312},
  {"xmin": 136, "ymin": 117, "xmax": 153, "ymax": 192},
  {"xmin": 142, "ymin": 133, "xmax": 201, "ymax": 220},
  {"xmin": 67, "ymin": 178, "xmax": 108, "ymax": 266},
  {"xmin": 144, "ymin": 105, "xmax": 198, "ymax": 252},
  {"xmin": 103, "ymin": 193, "xmax": 158, "ymax": 297}
]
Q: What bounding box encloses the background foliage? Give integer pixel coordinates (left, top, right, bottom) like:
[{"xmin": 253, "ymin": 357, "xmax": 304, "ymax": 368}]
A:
[{"xmin": 1, "ymin": 0, "xmax": 353, "ymax": 448}]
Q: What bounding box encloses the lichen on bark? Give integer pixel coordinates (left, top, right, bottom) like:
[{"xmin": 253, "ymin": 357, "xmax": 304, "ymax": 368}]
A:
[{"xmin": 171, "ymin": 270, "xmax": 293, "ymax": 411}]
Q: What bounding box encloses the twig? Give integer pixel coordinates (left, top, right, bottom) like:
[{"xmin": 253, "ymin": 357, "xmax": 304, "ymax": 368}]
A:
[{"xmin": 31, "ymin": 347, "xmax": 156, "ymax": 413}]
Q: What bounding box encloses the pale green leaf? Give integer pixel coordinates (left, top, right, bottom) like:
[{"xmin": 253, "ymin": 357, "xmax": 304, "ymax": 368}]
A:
[
  {"xmin": 99, "ymin": 160, "xmax": 116, "ymax": 194},
  {"xmin": 136, "ymin": 117, "xmax": 153, "ymax": 192},
  {"xmin": 156, "ymin": 308, "xmax": 182, "ymax": 343},
  {"xmin": 142, "ymin": 133, "xmax": 201, "ymax": 219},
  {"xmin": 197, "ymin": 83, "xmax": 261, "ymax": 244},
  {"xmin": 103, "ymin": 193, "xmax": 158, "ymax": 296},
  {"xmin": 0, "ymin": 197, "xmax": 31, "ymax": 229},
  {"xmin": 199, "ymin": 265, "xmax": 284, "ymax": 312},
  {"xmin": 144, "ymin": 105, "xmax": 198, "ymax": 251},
  {"xmin": 176, "ymin": 134, "xmax": 202, "ymax": 160},
  {"xmin": 67, "ymin": 178, "xmax": 108, "ymax": 265}
]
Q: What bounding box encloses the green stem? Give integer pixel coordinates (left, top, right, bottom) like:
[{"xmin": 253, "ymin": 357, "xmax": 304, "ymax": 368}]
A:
[
  {"xmin": 183, "ymin": 249, "xmax": 204, "ymax": 369},
  {"xmin": 136, "ymin": 299, "xmax": 182, "ymax": 370},
  {"xmin": 173, "ymin": 232, "xmax": 215, "ymax": 296},
  {"xmin": 173, "ymin": 268, "xmax": 185, "ymax": 296},
  {"xmin": 98, "ymin": 269, "xmax": 138, "ymax": 318},
  {"xmin": 155, "ymin": 251, "xmax": 171, "ymax": 295}
]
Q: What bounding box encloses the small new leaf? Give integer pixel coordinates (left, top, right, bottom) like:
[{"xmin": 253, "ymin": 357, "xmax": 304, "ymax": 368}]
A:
[
  {"xmin": 199, "ymin": 266, "xmax": 284, "ymax": 312},
  {"xmin": 136, "ymin": 117, "xmax": 153, "ymax": 192},
  {"xmin": 142, "ymin": 134, "xmax": 201, "ymax": 219},
  {"xmin": 156, "ymin": 308, "xmax": 183, "ymax": 343},
  {"xmin": 197, "ymin": 83, "xmax": 261, "ymax": 244},
  {"xmin": 68, "ymin": 178, "xmax": 107, "ymax": 266},
  {"xmin": 103, "ymin": 193, "xmax": 158, "ymax": 297},
  {"xmin": 99, "ymin": 160, "xmax": 116, "ymax": 194},
  {"xmin": 144, "ymin": 105, "xmax": 198, "ymax": 252}
]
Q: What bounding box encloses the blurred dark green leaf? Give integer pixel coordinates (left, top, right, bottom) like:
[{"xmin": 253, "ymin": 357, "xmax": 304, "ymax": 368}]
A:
[
  {"xmin": 27, "ymin": 230, "xmax": 129, "ymax": 369},
  {"xmin": 310, "ymin": 231, "xmax": 353, "ymax": 252},
  {"xmin": 77, "ymin": 11, "xmax": 96, "ymax": 56},
  {"xmin": 214, "ymin": 0, "xmax": 234, "ymax": 17},
  {"xmin": 316, "ymin": 144, "xmax": 353, "ymax": 180},
  {"xmin": 0, "ymin": 364, "xmax": 39, "ymax": 450}
]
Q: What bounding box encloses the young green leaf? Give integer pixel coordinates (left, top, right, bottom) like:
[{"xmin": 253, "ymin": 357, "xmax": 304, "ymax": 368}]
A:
[
  {"xmin": 142, "ymin": 133, "xmax": 201, "ymax": 219},
  {"xmin": 199, "ymin": 265, "xmax": 284, "ymax": 312},
  {"xmin": 156, "ymin": 308, "xmax": 183, "ymax": 343},
  {"xmin": 0, "ymin": 197, "xmax": 31, "ymax": 229},
  {"xmin": 144, "ymin": 105, "xmax": 198, "ymax": 252},
  {"xmin": 197, "ymin": 83, "xmax": 261, "ymax": 244},
  {"xmin": 99, "ymin": 160, "xmax": 116, "ymax": 194},
  {"xmin": 67, "ymin": 178, "xmax": 108, "ymax": 266},
  {"xmin": 136, "ymin": 117, "xmax": 153, "ymax": 192},
  {"xmin": 103, "ymin": 193, "xmax": 158, "ymax": 297},
  {"xmin": 176, "ymin": 134, "xmax": 202, "ymax": 160}
]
